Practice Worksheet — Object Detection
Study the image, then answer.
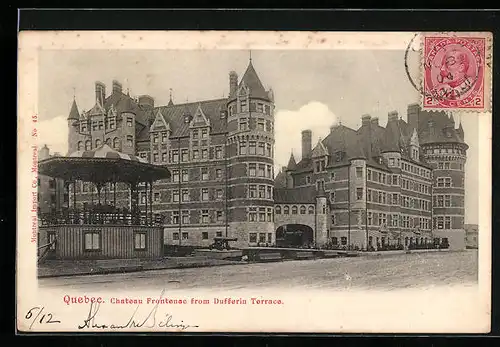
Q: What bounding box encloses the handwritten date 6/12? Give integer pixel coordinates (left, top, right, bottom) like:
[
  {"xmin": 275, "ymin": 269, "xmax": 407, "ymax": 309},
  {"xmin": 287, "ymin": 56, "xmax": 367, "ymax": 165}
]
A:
[{"xmin": 25, "ymin": 306, "xmax": 61, "ymax": 329}]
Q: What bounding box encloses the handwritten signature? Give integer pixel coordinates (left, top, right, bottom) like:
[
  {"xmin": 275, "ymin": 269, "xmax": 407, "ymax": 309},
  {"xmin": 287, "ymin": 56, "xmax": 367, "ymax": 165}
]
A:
[{"xmin": 78, "ymin": 289, "xmax": 198, "ymax": 331}]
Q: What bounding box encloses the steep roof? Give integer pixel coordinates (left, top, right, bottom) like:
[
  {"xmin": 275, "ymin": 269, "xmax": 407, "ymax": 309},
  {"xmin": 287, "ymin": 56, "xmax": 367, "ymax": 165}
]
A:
[
  {"xmin": 274, "ymin": 186, "xmax": 318, "ymax": 204},
  {"xmin": 287, "ymin": 153, "xmax": 297, "ymax": 170},
  {"xmin": 417, "ymin": 111, "xmax": 465, "ymax": 145},
  {"xmin": 141, "ymin": 98, "xmax": 227, "ymax": 140},
  {"xmin": 274, "ymin": 169, "xmax": 287, "ymax": 188},
  {"xmin": 68, "ymin": 99, "xmax": 80, "ymax": 120},
  {"xmin": 239, "ymin": 61, "xmax": 270, "ymax": 100}
]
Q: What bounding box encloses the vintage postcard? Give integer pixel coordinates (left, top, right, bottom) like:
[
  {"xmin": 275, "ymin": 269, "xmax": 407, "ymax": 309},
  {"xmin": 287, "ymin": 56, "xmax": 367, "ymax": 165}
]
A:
[{"xmin": 17, "ymin": 31, "xmax": 492, "ymax": 333}]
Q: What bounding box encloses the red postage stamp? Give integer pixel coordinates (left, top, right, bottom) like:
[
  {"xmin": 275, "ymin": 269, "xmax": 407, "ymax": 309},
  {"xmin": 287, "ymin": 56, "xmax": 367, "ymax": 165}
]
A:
[{"xmin": 422, "ymin": 34, "xmax": 490, "ymax": 111}]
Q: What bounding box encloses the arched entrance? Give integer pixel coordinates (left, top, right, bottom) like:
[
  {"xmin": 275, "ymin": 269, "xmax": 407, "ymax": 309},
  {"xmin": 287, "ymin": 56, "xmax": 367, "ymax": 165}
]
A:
[{"xmin": 276, "ymin": 224, "xmax": 314, "ymax": 248}]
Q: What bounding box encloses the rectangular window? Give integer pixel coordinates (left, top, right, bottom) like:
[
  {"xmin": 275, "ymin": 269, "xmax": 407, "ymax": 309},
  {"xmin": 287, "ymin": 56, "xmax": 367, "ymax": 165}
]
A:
[
  {"xmin": 215, "ymin": 146, "xmax": 223, "ymax": 159},
  {"xmin": 192, "ymin": 130, "xmax": 199, "ymax": 139},
  {"xmin": 267, "ymin": 165, "xmax": 272, "ymax": 178},
  {"xmin": 216, "ymin": 168, "xmax": 223, "ymax": 179},
  {"xmin": 258, "ymin": 164, "xmax": 265, "ymax": 177},
  {"xmin": 172, "ymin": 211, "xmax": 179, "ymax": 224},
  {"xmin": 267, "ymin": 186, "xmax": 272, "ymax": 199},
  {"xmin": 266, "ymin": 143, "xmax": 272, "ymax": 157},
  {"xmin": 367, "ymin": 169, "xmax": 372, "ymax": 181},
  {"xmin": 216, "ymin": 189, "xmax": 224, "ymax": 200},
  {"xmin": 172, "ymin": 150, "xmax": 179, "ymax": 163},
  {"xmin": 182, "ymin": 232, "xmax": 189, "ymax": 240},
  {"xmin": 249, "ymin": 163, "xmax": 256, "ymax": 177},
  {"xmin": 257, "ymin": 120, "xmax": 265, "ymax": 131},
  {"xmin": 154, "ymin": 192, "xmax": 160, "ymax": 202},
  {"xmin": 239, "ymin": 118, "xmax": 248, "ymax": 131},
  {"xmin": 445, "ymin": 216, "xmax": 451, "ymax": 229},
  {"xmin": 248, "ymin": 141, "xmax": 256, "ymax": 155},
  {"xmin": 193, "ymin": 150, "xmax": 200, "ymax": 160},
  {"xmin": 239, "ymin": 141, "xmax": 247, "ymax": 155},
  {"xmin": 201, "ymin": 167, "xmax": 209, "ymax": 180},
  {"xmin": 162, "ymin": 152, "xmax": 167, "ymax": 162},
  {"xmin": 134, "ymin": 233, "xmax": 147, "ymax": 250},
  {"xmin": 257, "ymin": 142, "xmax": 265, "ymax": 155},
  {"xmin": 162, "ymin": 132, "xmax": 168, "ymax": 142},
  {"xmin": 172, "ymin": 190, "xmax": 179, "ymax": 202},
  {"xmin": 216, "ymin": 211, "xmax": 224, "ymax": 222},
  {"xmin": 201, "ymin": 188, "xmax": 209, "ymax": 201},
  {"xmin": 249, "ymin": 233, "xmax": 257, "ymax": 243},
  {"xmin": 181, "ymin": 149, "xmax": 189, "ymax": 162},
  {"xmin": 202, "ymin": 149, "xmax": 208, "ymax": 160},
  {"xmin": 201, "ymin": 210, "xmax": 210, "ymax": 224},
  {"xmin": 258, "ymin": 186, "xmax": 266, "ymax": 198},
  {"xmin": 389, "ymin": 158, "xmax": 395, "ymax": 166},
  {"xmin": 201, "ymin": 129, "xmax": 208, "ymax": 139},
  {"xmin": 173, "ymin": 232, "xmax": 179, "ymax": 240},
  {"xmin": 444, "ymin": 195, "xmax": 451, "ymax": 207},
  {"xmin": 202, "ymin": 232, "xmax": 209, "ymax": 240},
  {"xmin": 330, "ymin": 191, "xmax": 335, "ymax": 203},
  {"xmin": 127, "ymin": 135, "xmax": 133, "ymax": 147},
  {"xmin": 153, "ymin": 134, "xmax": 159, "ymax": 143},
  {"xmin": 182, "ymin": 211, "xmax": 190, "ymax": 225},
  {"xmin": 182, "ymin": 169, "xmax": 189, "ymax": 182},
  {"xmin": 182, "ymin": 189, "xmax": 190, "ymax": 202},
  {"xmin": 172, "ymin": 170, "xmax": 179, "ymax": 183},
  {"xmin": 356, "ymin": 188, "xmax": 363, "ymax": 200},
  {"xmin": 259, "ymin": 233, "xmax": 266, "ymax": 242},
  {"xmin": 127, "ymin": 117, "xmax": 133, "ymax": 127},
  {"xmin": 153, "ymin": 153, "xmax": 159, "ymax": 162},
  {"xmin": 356, "ymin": 167, "xmax": 363, "ymax": 178},
  {"xmin": 84, "ymin": 232, "xmax": 100, "ymax": 251},
  {"xmin": 248, "ymin": 185, "xmax": 257, "ymax": 198}
]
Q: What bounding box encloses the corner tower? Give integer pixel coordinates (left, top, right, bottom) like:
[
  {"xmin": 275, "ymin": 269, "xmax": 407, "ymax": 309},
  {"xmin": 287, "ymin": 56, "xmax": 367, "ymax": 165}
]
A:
[
  {"xmin": 409, "ymin": 104, "xmax": 468, "ymax": 250},
  {"xmin": 226, "ymin": 58, "xmax": 275, "ymax": 247}
]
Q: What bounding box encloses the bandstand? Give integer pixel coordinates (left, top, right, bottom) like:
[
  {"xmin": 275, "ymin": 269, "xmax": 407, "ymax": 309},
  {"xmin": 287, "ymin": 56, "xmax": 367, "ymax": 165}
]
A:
[{"xmin": 37, "ymin": 145, "xmax": 170, "ymax": 261}]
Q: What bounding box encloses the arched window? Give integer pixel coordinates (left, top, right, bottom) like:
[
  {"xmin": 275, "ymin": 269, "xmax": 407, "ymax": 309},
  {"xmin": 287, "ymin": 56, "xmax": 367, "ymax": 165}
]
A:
[
  {"xmin": 405, "ymin": 237, "xmax": 409, "ymax": 246},
  {"xmin": 85, "ymin": 140, "xmax": 91, "ymax": 150},
  {"xmin": 291, "ymin": 206, "xmax": 298, "ymax": 214},
  {"xmin": 113, "ymin": 137, "xmax": 120, "ymax": 150},
  {"xmin": 77, "ymin": 141, "xmax": 83, "ymax": 151},
  {"xmin": 95, "ymin": 139, "xmax": 102, "ymax": 148},
  {"xmin": 308, "ymin": 206, "xmax": 314, "ymax": 214},
  {"xmin": 105, "ymin": 138, "xmax": 111, "ymax": 146},
  {"xmin": 300, "ymin": 205, "xmax": 306, "ymax": 214},
  {"xmin": 275, "ymin": 206, "xmax": 281, "ymax": 214},
  {"xmin": 283, "ymin": 206, "xmax": 289, "ymax": 215}
]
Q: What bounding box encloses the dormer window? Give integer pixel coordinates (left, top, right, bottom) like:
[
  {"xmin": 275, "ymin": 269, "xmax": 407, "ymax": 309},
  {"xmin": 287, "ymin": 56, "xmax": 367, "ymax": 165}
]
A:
[
  {"xmin": 80, "ymin": 122, "xmax": 87, "ymax": 133},
  {"xmin": 162, "ymin": 132, "xmax": 168, "ymax": 142},
  {"xmin": 201, "ymin": 129, "xmax": 208, "ymax": 139},
  {"xmin": 240, "ymin": 100, "xmax": 247, "ymax": 112},
  {"xmin": 127, "ymin": 117, "xmax": 133, "ymax": 127},
  {"xmin": 192, "ymin": 130, "xmax": 199, "ymax": 139},
  {"xmin": 108, "ymin": 117, "xmax": 116, "ymax": 130},
  {"xmin": 335, "ymin": 151, "xmax": 344, "ymax": 162}
]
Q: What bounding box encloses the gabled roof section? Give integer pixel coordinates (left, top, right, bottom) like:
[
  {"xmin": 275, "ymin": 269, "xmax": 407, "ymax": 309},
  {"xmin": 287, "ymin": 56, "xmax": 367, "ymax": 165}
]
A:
[
  {"xmin": 190, "ymin": 104, "xmax": 211, "ymax": 128},
  {"xmin": 103, "ymin": 91, "xmax": 149, "ymax": 126},
  {"xmin": 417, "ymin": 111, "xmax": 465, "ymax": 145},
  {"xmin": 239, "ymin": 61, "xmax": 270, "ymax": 100},
  {"xmin": 150, "ymin": 109, "xmax": 170, "ymax": 132},
  {"xmin": 274, "ymin": 169, "xmax": 287, "ymax": 188},
  {"xmin": 68, "ymin": 99, "xmax": 80, "ymax": 120},
  {"xmin": 87, "ymin": 101, "xmax": 106, "ymax": 116},
  {"xmin": 311, "ymin": 139, "xmax": 329, "ymax": 158},
  {"xmin": 148, "ymin": 98, "xmax": 227, "ymax": 139}
]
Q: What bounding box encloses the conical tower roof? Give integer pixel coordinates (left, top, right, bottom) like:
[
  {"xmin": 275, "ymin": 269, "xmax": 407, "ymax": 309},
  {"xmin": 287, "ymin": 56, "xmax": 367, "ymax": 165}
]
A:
[
  {"xmin": 239, "ymin": 60, "xmax": 269, "ymax": 100},
  {"xmin": 68, "ymin": 99, "xmax": 80, "ymax": 120},
  {"xmin": 286, "ymin": 152, "xmax": 297, "ymax": 171}
]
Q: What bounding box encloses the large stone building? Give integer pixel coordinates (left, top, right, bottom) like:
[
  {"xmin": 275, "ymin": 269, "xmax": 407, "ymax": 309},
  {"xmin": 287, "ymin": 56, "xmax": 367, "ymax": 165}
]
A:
[
  {"xmin": 67, "ymin": 59, "xmax": 275, "ymax": 248},
  {"xmin": 66, "ymin": 59, "xmax": 467, "ymax": 250},
  {"xmin": 275, "ymin": 105, "xmax": 468, "ymax": 250}
]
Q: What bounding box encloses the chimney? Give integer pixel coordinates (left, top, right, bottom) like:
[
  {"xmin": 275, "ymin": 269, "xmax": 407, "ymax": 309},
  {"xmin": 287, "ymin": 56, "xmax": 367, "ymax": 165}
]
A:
[
  {"xmin": 371, "ymin": 117, "xmax": 379, "ymax": 126},
  {"xmin": 302, "ymin": 129, "xmax": 312, "ymax": 159},
  {"xmin": 388, "ymin": 110, "xmax": 399, "ymax": 122},
  {"xmin": 112, "ymin": 80, "xmax": 123, "ymax": 94},
  {"xmin": 229, "ymin": 71, "xmax": 238, "ymax": 98},
  {"xmin": 361, "ymin": 114, "xmax": 371, "ymax": 126},
  {"xmin": 39, "ymin": 144, "xmax": 50, "ymax": 160},
  {"xmin": 282, "ymin": 166, "xmax": 287, "ymax": 172},
  {"xmin": 138, "ymin": 95, "xmax": 154, "ymax": 110},
  {"xmin": 407, "ymin": 103, "xmax": 420, "ymax": 131},
  {"xmin": 95, "ymin": 81, "xmax": 106, "ymax": 105}
]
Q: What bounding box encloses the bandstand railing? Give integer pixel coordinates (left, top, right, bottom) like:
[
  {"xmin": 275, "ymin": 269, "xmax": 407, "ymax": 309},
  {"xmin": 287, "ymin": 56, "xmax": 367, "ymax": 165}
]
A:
[{"xmin": 39, "ymin": 206, "xmax": 164, "ymax": 227}]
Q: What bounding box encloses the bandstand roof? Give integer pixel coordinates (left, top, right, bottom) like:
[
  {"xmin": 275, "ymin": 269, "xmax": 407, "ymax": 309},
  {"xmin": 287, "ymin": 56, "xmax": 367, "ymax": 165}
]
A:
[{"xmin": 38, "ymin": 144, "xmax": 170, "ymax": 183}]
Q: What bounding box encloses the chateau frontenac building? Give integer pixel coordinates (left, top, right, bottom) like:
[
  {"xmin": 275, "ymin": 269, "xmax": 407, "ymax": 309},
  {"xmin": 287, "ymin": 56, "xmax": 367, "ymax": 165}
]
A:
[{"xmin": 66, "ymin": 59, "xmax": 467, "ymax": 250}]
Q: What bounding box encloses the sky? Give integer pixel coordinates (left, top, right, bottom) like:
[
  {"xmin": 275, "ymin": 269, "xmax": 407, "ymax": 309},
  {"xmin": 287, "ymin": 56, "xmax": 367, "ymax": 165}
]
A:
[{"xmin": 37, "ymin": 48, "xmax": 479, "ymax": 224}]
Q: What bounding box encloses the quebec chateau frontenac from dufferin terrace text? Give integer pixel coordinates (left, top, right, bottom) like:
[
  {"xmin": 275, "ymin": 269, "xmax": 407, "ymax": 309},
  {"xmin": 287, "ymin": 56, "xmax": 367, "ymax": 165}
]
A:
[{"xmin": 37, "ymin": 54, "xmax": 469, "ymax": 259}]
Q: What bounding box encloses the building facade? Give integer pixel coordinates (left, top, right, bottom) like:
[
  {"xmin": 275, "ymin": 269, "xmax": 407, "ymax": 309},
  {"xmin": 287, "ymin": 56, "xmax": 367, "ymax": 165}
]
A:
[
  {"xmin": 67, "ymin": 59, "xmax": 275, "ymax": 248},
  {"xmin": 276, "ymin": 104, "xmax": 467, "ymax": 251},
  {"xmin": 66, "ymin": 60, "xmax": 467, "ymax": 250},
  {"xmin": 465, "ymin": 224, "xmax": 478, "ymax": 249}
]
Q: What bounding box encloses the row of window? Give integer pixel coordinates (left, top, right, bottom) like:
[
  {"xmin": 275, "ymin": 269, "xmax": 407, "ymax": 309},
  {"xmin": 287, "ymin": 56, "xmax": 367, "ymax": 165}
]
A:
[
  {"xmin": 237, "ymin": 117, "xmax": 274, "ymax": 133},
  {"xmin": 436, "ymin": 177, "xmax": 453, "ymax": 188},
  {"xmin": 169, "ymin": 209, "xmax": 225, "ymax": 225},
  {"xmin": 229, "ymin": 101, "xmax": 272, "ymax": 116},
  {"xmin": 171, "ymin": 188, "xmax": 225, "ymax": 203},
  {"xmin": 248, "ymin": 163, "xmax": 274, "ymax": 179},
  {"xmin": 248, "ymin": 185, "xmax": 274, "ymax": 200},
  {"xmin": 249, "ymin": 232, "xmax": 273, "ymax": 244},
  {"xmin": 401, "ymin": 161, "xmax": 432, "ymax": 178},
  {"xmin": 248, "ymin": 207, "xmax": 274, "ymax": 222},
  {"xmin": 83, "ymin": 231, "xmax": 146, "ymax": 251},
  {"xmin": 239, "ymin": 141, "xmax": 273, "ymax": 157},
  {"xmin": 275, "ymin": 205, "xmax": 315, "ymax": 215},
  {"xmin": 79, "ymin": 116, "xmax": 134, "ymax": 133},
  {"xmin": 424, "ymin": 146, "xmax": 466, "ymax": 155},
  {"xmin": 401, "ymin": 177, "xmax": 431, "ymax": 194},
  {"xmin": 433, "ymin": 195, "xmax": 455, "ymax": 208},
  {"xmin": 77, "ymin": 136, "xmax": 133, "ymax": 151},
  {"xmin": 171, "ymin": 167, "xmax": 224, "ymax": 183},
  {"xmin": 433, "ymin": 216, "xmax": 453, "ymax": 229}
]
